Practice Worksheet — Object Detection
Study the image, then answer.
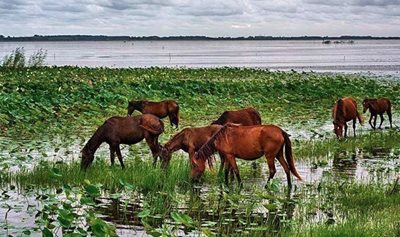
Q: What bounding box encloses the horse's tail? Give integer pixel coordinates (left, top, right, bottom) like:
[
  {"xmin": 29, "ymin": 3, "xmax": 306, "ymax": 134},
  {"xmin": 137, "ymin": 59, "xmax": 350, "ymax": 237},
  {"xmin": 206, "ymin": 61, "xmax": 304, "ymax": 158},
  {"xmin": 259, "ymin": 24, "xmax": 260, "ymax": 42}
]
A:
[
  {"xmin": 251, "ymin": 108, "xmax": 262, "ymax": 125},
  {"xmin": 140, "ymin": 119, "xmax": 164, "ymax": 135},
  {"xmin": 282, "ymin": 131, "xmax": 302, "ymax": 181}
]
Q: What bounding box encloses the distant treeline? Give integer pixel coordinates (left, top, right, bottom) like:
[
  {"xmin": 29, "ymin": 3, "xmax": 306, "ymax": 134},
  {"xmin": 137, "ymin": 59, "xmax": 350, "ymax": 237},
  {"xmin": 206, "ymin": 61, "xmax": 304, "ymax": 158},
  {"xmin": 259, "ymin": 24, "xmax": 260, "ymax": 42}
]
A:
[{"xmin": 0, "ymin": 35, "xmax": 399, "ymax": 41}]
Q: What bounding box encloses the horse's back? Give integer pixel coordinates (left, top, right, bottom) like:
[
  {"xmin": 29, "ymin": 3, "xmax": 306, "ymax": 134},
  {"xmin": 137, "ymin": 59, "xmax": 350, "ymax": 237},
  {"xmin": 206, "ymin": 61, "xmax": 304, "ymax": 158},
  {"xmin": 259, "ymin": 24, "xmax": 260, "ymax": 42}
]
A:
[
  {"xmin": 335, "ymin": 97, "xmax": 359, "ymax": 122},
  {"xmin": 215, "ymin": 107, "xmax": 261, "ymax": 125}
]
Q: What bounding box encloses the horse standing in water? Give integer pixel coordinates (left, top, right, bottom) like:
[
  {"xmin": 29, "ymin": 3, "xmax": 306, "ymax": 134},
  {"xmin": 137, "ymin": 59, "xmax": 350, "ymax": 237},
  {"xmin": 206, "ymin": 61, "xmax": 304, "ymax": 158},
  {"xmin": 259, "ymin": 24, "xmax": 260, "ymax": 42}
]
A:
[
  {"xmin": 362, "ymin": 98, "xmax": 392, "ymax": 129},
  {"xmin": 211, "ymin": 107, "xmax": 261, "ymax": 126},
  {"xmin": 332, "ymin": 97, "xmax": 363, "ymax": 138},
  {"xmin": 81, "ymin": 114, "xmax": 164, "ymax": 170},
  {"xmin": 160, "ymin": 125, "xmax": 223, "ymax": 169},
  {"xmin": 192, "ymin": 124, "xmax": 302, "ymax": 188},
  {"xmin": 127, "ymin": 100, "xmax": 180, "ymax": 127}
]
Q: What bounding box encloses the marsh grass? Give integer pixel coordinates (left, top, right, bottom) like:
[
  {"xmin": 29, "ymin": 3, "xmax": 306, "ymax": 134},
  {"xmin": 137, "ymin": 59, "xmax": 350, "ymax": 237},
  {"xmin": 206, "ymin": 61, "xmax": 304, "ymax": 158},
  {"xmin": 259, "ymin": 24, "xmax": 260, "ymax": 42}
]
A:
[
  {"xmin": 296, "ymin": 129, "xmax": 400, "ymax": 158},
  {"xmin": 5, "ymin": 156, "xmax": 193, "ymax": 193},
  {"xmin": 0, "ymin": 67, "xmax": 399, "ymax": 136},
  {"xmin": 289, "ymin": 181, "xmax": 400, "ymax": 237}
]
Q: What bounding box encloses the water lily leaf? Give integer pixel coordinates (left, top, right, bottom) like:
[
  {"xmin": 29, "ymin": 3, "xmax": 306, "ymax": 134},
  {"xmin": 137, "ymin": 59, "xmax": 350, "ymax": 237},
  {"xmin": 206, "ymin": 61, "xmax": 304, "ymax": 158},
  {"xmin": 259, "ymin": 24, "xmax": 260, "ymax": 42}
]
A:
[
  {"xmin": 42, "ymin": 228, "xmax": 53, "ymax": 237},
  {"xmin": 138, "ymin": 209, "xmax": 151, "ymax": 218}
]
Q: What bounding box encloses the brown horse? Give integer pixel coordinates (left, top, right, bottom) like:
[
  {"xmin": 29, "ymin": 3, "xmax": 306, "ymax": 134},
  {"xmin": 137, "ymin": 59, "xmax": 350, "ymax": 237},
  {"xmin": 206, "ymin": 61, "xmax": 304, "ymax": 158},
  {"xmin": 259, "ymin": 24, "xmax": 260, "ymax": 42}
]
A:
[
  {"xmin": 362, "ymin": 98, "xmax": 392, "ymax": 129},
  {"xmin": 211, "ymin": 107, "xmax": 261, "ymax": 126},
  {"xmin": 127, "ymin": 100, "xmax": 179, "ymax": 127},
  {"xmin": 332, "ymin": 97, "xmax": 362, "ymax": 138},
  {"xmin": 81, "ymin": 114, "xmax": 164, "ymax": 170},
  {"xmin": 192, "ymin": 124, "xmax": 302, "ymax": 188},
  {"xmin": 160, "ymin": 125, "xmax": 223, "ymax": 169}
]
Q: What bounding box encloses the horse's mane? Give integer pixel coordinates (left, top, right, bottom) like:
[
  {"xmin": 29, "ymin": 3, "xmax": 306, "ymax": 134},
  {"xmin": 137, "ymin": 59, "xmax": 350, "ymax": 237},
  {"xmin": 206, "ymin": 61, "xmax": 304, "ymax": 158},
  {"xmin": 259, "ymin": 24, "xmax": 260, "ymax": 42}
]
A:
[
  {"xmin": 196, "ymin": 124, "xmax": 234, "ymax": 167},
  {"xmin": 334, "ymin": 99, "xmax": 345, "ymax": 123}
]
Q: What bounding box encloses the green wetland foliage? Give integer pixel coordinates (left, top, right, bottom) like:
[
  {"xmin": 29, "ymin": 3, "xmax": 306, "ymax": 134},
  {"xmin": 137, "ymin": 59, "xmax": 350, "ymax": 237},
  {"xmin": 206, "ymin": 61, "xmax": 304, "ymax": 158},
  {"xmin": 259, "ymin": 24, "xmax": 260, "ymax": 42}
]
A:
[{"xmin": 0, "ymin": 67, "xmax": 400, "ymax": 236}]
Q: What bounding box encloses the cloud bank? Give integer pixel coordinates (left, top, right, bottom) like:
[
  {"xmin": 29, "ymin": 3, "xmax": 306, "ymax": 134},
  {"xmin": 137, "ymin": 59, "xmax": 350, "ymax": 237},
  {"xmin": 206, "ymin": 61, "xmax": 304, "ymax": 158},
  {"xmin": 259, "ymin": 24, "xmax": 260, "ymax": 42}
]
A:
[{"xmin": 0, "ymin": 0, "xmax": 399, "ymax": 36}]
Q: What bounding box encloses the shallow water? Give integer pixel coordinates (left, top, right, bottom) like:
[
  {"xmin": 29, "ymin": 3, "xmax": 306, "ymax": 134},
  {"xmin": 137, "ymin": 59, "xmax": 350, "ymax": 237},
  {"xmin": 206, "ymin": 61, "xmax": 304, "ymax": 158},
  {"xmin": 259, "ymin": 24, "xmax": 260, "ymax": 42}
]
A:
[
  {"xmin": 0, "ymin": 40, "xmax": 399, "ymax": 78},
  {"xmin": 1, "ymin": 140, "xmax": 398, "ymax": 236}
]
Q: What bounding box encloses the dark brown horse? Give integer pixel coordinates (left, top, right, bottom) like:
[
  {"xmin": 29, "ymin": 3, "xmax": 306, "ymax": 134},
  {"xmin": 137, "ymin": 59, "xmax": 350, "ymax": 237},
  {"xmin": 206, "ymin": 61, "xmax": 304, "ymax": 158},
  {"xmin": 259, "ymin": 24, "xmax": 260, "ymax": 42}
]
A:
[
  {"xmin": 362, "ymin": 98, "xmax": 392, "ymax": 129},
  {"xmin": 81, "ymin": 114, "xmax": 164, "ymax": 170},
  {"xmin": 160, "ymin": 125, "xmax": 223, "ymax": 169},
  {"xmin": 192, "ymin": 124, "xmax": 302, "ymax": 188},
  {"xmin": 332, "ymin": 97, "xmax": 362, "ymax": 138},
  {"xmin": 211, "ymin": 107, "xmax": 261, "ymax": 126},
  {"xmin": 127, "ymin": 100, "xmax": 179, "ymax": 127}
]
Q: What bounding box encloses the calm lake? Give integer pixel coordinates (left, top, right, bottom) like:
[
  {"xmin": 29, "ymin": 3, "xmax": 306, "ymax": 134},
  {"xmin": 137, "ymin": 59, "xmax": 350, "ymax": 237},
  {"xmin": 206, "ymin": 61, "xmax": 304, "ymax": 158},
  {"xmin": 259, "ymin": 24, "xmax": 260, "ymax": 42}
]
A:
[{"xmin": 0, "ymin": 40, "xmax": 400, "ymax": 77}]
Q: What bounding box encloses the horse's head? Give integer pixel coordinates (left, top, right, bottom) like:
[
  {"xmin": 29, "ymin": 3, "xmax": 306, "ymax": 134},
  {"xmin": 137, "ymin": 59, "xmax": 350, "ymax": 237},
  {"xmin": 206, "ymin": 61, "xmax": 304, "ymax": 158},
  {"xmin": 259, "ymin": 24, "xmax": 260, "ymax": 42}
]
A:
[
  {"xmin": 190, "ymin": 154, "xmax": 206, "ymax": 181},
  {"xmin": 333, "ymin": 121, "xmax": 344, "ymax": 138},
  {"xmin": 160, "ymin": 146, "xmax": 172, "ymax": 169},
  {"xmin": 127, "ymin": 100, "xmax": 141, "ymax": 116},
  {"xmin": 80, "ymin": 148, "xmax": 94, "ymax": 171},
  {"xmin": 362, "ymin": 99, "xmax": 370, "ymax": 113}
]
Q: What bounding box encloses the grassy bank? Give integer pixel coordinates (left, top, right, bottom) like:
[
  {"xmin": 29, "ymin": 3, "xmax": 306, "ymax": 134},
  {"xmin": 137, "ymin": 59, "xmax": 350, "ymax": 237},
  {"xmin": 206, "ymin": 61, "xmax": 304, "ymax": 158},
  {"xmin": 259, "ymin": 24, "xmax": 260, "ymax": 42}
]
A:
[{"xmin": 0, "ymin": 67, "xmax": 399, "ymax": 136}]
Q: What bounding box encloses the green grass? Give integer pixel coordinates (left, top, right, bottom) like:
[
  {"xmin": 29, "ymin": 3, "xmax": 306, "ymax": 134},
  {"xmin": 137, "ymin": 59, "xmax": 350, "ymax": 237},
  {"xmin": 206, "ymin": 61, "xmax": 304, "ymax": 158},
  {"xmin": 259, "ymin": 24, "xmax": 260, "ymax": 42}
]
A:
[
  {"xmin": 288, "ymin": 182, "xmax": 400, "ymax": 237},
  {"xmin": 1, "ymin": 67, "xmax": 400, "ymax": 236},
  {"xmin": 1, "ymin": 67, "xmax": 399, "ymax": 136}
]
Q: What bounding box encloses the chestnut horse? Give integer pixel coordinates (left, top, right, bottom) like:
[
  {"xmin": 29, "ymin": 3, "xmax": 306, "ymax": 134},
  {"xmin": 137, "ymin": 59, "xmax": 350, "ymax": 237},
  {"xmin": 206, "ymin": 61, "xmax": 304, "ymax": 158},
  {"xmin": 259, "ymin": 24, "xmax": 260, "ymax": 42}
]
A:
[
  {"xmin": 127, "ymin": 100, "xmax": 179, "ymax": 127},
  {"xmin": 160, "ymin": 125, "xmax": 223, "ymax": 169},
  {"xmin": 332, "ymin": 97, "xmax": 362, "ymax": 138},
  {"xmin": 192, "ymin": 124, "xmax": 302, "ymax": 188},
  {"xmin": 81, "ymin": 114, "xmax": 164, "ymax": 170},
  {"xmin": 362, "ymin": 98, "xmax": 392, "ymax": 129},
  {"xmin": 211, "ymin": 107, "xmax": 261, "ymax": 126}
]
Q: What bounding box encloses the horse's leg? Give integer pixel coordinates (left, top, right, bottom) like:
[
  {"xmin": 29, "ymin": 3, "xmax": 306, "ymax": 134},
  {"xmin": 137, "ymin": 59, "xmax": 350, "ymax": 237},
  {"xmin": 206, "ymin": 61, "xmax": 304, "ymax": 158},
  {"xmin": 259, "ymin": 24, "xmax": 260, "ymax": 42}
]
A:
[
  {"xmin": 344, "ymin": 123, "xmax": 348, "ymax": 137},
  {"xmin": 388, "ymin": 109, "xmax": 393, "ymax": 128},
  {"xmin": 277, "ymin": 149, "xmax": 292, "ymax": 188},
  {"xmin": 369, "ymin": 114, "xmax": 374, "ymax": 129},
  {"xmin": 226, "ymin": 155, "xmax": 241, "ymax": 184},
  {"xmin": 378, "ymin": 113, "xmax": 384, "ymax": 129},
  {"xmin": 168, "ymin": 113, "xmax": 179, "ymax": 128},
  {"xmin": 224, "ymin": 161, "xmax": 231, "ymax": 184},
  {"xmin": 115, "ymin": 145, "xmax": 125, "ymax": 169},
  {"xmin": 352, "ymin": 118, "xmax": 356, "ymax": 137},
  {"xmin": 266, "ymin": 154, "xmax": 277, "ymax": 183},
  {"xmin": 109, "ymin": 145, "xmax": 116, "ymax": 166},
  {"xmin": 218, "ymin": 152, "xmax": 226, "ymax": 176},
  {"xmin": 145, "ymin": 134, "xmax": 161, "ymax": 167},
  {"xmin": 373, "ymin": 114, "xmax": 377, "ymax": 129}
]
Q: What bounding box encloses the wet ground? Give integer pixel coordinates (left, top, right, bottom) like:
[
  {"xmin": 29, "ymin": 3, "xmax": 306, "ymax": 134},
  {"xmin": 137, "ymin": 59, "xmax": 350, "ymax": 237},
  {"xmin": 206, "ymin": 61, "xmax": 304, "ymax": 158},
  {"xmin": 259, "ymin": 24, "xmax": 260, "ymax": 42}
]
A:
[{"xmin": 0, "ymin": 123, "xmax": 399, "ymax": 236}]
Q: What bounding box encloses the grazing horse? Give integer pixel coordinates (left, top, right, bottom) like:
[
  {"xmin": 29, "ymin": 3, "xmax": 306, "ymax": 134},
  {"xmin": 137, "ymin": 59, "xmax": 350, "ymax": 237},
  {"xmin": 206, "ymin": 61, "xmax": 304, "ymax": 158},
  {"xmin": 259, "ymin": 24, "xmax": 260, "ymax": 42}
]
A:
[
  {"xmin": 211, "ymin": 107, "xmax": 261, "ymax": 126},
  {"xmin": 332, "ymin": 97, "xmax": 362, "ymax": 138},
  {"xmin": 81, "ymin": 114, "xmax": 164, "ymax": 170},
  {"xmin": 192, "ymin": 124, "xmax": 302, "ymax": 188},
  {"xmin": 127, "ymin": 100, "xmax": 179, "ymax": 127},
  {"xmin": 160, "ymin": 125, "xmax": 223, "ymax": 169},
  {"xmin": 362, "ymin": 98, "xmax": 392, "ymax": 129}
]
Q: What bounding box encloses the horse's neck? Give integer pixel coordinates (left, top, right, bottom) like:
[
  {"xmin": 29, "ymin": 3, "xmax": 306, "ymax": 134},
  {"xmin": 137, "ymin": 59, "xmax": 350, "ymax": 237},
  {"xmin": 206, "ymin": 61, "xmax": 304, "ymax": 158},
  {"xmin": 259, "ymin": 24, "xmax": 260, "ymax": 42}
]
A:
[
  {"xmin": 334, "ymin": 103, "xmax": 345, "ymax": 122},
  {"xmin": 166, "ymin": 132, "xmax": 184, "ymax": 152},
  {"xmin": 83, "ymin": 128, "xmax": 105, "ymax": 155}
]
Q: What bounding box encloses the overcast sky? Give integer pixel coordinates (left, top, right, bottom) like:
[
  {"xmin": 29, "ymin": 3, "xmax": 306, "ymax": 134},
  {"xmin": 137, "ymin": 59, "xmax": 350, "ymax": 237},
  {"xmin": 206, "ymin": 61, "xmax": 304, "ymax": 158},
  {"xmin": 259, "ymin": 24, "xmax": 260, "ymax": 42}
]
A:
[{"xmin": 1, "ymin": 0, "xmax": 399, "ymax": 37}]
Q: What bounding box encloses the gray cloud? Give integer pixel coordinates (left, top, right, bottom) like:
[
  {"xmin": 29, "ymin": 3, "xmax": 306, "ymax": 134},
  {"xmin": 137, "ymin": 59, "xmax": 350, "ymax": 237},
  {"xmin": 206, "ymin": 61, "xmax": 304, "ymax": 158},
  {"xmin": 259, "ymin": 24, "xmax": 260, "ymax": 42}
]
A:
[{"xmin": 0, "ymin": 0, "xmax": 398, "ymax": 37}]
